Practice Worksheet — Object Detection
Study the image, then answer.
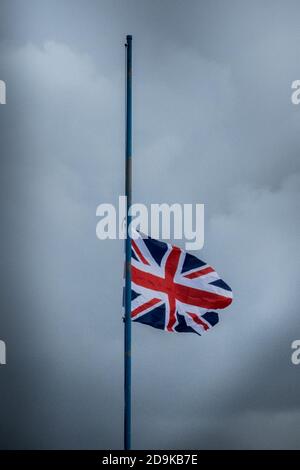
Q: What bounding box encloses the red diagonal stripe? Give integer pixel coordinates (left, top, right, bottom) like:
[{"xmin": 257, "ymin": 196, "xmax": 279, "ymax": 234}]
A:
[
  {"xmin": 187, "ymin": 312, "xmax": 209, "ymax": 331},
  {"xmin": 132, "ymin": 239, "xmax": 150, "ymax": 265},
  {"xmin": 184, "ymin": 266, "xmax": 214, "ymax": 279},
  {"xmin": 131, "ymin": 297, "xmax": 161, "ymax": 318},
  {"xmin": 132, "ymin": 266, "xmax": 168, "ymax": 293}
]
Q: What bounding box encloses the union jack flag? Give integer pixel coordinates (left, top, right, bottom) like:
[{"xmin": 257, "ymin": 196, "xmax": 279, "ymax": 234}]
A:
[{"xmin": 130, "ymin": 232, "xmax": 233, "ymax": 335}]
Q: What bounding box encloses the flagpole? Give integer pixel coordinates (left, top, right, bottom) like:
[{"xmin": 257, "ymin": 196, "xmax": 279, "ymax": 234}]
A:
[{"xmin": 124, "ymin": 34, "xmax": 132, "ymax": 451}]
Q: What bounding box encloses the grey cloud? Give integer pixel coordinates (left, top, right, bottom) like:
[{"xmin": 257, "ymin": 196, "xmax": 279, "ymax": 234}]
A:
[{"xmin": 0, "ymin": 0, "xmax": 299, "ymax": 450}]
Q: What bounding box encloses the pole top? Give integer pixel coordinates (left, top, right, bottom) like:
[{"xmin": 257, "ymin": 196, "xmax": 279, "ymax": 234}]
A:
[{"xmin": 126, "ymin": 35, "xmax": 132, "ymax": 41}]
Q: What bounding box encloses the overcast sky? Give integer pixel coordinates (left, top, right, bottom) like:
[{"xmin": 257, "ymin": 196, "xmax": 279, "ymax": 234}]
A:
[{"xmin": 0, "ymin": 0, "xmax": 299, "ymax": 449}]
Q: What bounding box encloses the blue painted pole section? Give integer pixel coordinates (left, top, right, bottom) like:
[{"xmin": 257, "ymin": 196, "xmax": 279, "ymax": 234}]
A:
[{"xmin": 124, "ymin": 34, "xmax": 132, "ymax": 451}]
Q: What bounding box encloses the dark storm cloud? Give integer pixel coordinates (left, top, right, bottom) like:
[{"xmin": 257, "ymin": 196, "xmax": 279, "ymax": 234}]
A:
[{"xmin": 0, "ymin": 0, "xmax": 299, "ymax": 449}]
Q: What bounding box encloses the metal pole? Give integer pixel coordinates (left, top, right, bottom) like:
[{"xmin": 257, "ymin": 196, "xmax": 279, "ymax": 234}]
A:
[{"xmin": 124, "ymin": 34, "xmax": 132, "ymax": 451}]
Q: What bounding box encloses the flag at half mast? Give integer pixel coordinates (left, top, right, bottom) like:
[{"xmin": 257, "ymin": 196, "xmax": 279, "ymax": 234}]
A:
[{"xmin": 130, "ymin": 232, "xmax": 233, "ymax": 335}]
